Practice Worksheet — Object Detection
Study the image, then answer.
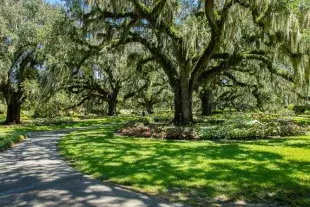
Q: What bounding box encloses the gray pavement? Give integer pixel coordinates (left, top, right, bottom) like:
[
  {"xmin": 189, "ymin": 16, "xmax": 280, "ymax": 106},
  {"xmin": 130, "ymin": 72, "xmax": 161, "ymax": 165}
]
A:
[{"xmin": 0, "ymin": 129, "xmax": 186, "ymax": 207}]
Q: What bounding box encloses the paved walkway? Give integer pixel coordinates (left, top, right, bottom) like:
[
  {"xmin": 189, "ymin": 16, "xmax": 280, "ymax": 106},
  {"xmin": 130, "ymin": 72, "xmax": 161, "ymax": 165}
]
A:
[{"xmin": 0, "ymin": 129, "xmax": 186, "ymax": 207}]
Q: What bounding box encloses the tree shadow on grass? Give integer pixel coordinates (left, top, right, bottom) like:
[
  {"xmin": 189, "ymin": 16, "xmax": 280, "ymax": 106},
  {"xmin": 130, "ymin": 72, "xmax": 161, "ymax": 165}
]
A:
[
  {"xmin": 60, "ymin": 125, "xmax": 310, "ymax": 206},
  {"xmin": 0, "ymin": 117, "xmax": 130, "ymax": 151},
  {"xmin": 1, "ymin": 129, "xmax": 180, "ymax": 207},
  {"xmin": 241, "ymin": 136, "xmax": 310, "ymax": 149}
]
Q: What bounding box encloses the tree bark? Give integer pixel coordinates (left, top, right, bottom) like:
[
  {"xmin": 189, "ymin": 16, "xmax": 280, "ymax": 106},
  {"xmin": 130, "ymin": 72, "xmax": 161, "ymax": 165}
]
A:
[
  {"xmin": 4, "ymin": 91, "xmax": 23, "ymax": 124},
  {"xmin": 252, "ymin": 88, "xmax": 263, "ymax": 110},
  {"xmin": 107, "ymin": 98, "xmax": 117, "ymax": 116},
  {"xmin": 146, "ymin": 102, "xmax": 154, "ymax": 114},
  {"xmin": 200, "ymin": 89, "xmax": 214, "ymax": 116},
  {"xmin": 5, "ymin": 102, "xmax": 21, "ymax": 124},
  {"xmin": 107, "ymin": 88, "xmax": 120, "ymax": 116},
  {"xmin": 173, "ymin": 80, "xmax": 193, "ymax": 125}
]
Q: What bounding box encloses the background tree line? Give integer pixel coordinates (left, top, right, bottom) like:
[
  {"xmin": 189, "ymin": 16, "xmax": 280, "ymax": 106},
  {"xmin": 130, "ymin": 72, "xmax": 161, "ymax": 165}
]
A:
[{"xmin": 1, "ymin": 0, "xmax": 310, "ymax": 125}]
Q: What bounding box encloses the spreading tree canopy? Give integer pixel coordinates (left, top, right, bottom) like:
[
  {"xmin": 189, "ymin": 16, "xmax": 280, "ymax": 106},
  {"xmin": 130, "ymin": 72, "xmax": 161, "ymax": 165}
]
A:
[
  {"xmin": 0, "ymin": 0, "xmax": 63, "ymax": 124},
  {"xmin": 63, "ymin": 0, "xmax": 310, "ymax": 125}
]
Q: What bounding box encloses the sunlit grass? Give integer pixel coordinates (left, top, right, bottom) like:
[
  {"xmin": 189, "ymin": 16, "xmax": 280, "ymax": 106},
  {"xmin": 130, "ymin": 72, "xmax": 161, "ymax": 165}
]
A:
[
  {"xmin": 59, "ymin": 124, "xmax": 310, "ymax": 206},
  {"xmin": 0, "ymin": 117, "xmax": 131, "ymax": 151},
  {"xmin": 293, "ymin": 116, "xmax": 310, "ymax": 124}
]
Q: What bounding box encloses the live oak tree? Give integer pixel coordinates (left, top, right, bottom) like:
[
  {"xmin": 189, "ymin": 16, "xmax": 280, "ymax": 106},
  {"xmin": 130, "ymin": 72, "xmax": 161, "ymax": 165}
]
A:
[
  {"xmin": 66, "ymin": 0, "xmax": 310, "ymax": 125},
  {"xmin": 137, "ymin": 74, "xmax": 172, "ymax": 114},
  {"xmin": 0, "ymin": 0, "xmax": 63, "ymax": 124},
  {"xmin": 42, "ymin": 8, "xmax": 154, "ymax": 116},
  {"xmin": 66, "ymin": 48, "xmax": 146, "ymax": 116},
  {"xmin": 199, "ymin": 0, "xmax": 310, "ymax": 114},
  {"xmin": 127, "ymin": 61, "xmax": 172, "ymax": 114},
  {"xmin": 199, "ymin": 60, "xmax": 297, "ymax": 114},
  {"xmin": 2, "ymin": 1, "xmax": 308, "ymax": 123}
]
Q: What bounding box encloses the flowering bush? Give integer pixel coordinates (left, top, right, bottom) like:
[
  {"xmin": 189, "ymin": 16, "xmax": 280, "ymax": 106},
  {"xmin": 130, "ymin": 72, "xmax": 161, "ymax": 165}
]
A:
[
  {"xmin": 120, "ymin": 125, "xmax": 152, "ymax": 137},
  {"xmin": 164, "ymin": 127, "xmax": 199, "ymax": 140},
  {"xmin": 30, "ymin": 117, "xmax": 74, "ymax": 126},
  {"xmin": 120, "ymin": 123, "xmax": 199, "ymax": 140},
  {"xmin": 121, "ymin": 114, "xmax": 307, "ymax": 141}
]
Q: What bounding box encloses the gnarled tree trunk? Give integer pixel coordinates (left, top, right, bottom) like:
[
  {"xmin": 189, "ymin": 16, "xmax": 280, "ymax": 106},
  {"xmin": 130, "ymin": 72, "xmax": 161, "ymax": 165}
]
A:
[
  {"xmin": 1, "ymin": 50, "xmax": 34, "ymax": 124},
  {"xmin": 4, "ymin": 91, "xmax": 23, "ymax": 124},
  {"xmin": 200, "ymin": 89, "xmax": 214, "ymax": 116},
  {"xmin": 5, "ymin": 102, "xmax": 22, "ymax": 124},
  {"xmin": 107, "ymin": 91, "xmax": 118, "ymax": 116},
  {"xmin": 146, "ymin": 102, "xmax": 154, "ymax": 114},
  {"xmin": 173, "ymin": 79, "xmax": 193, "ymax": 125},
  {"xmin": 107, "ymin": 98, "xmax": 117, "ymax": 116}
]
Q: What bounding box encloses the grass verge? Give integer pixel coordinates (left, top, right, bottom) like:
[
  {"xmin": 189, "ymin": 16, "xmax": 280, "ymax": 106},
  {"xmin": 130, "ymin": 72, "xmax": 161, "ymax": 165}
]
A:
[
  {"xmin": 0, "ymin": 116, "xmax": 130, "ymax": 151},
  {"xmin": 59, "ymin": 123, "xmax": 310, "ymax": 206}
]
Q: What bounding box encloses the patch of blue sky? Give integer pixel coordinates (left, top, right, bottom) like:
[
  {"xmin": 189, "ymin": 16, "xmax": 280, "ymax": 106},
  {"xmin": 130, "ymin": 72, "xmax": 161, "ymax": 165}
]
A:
[{"xmin": 44, "ymin": 0, "xmax": 64, "ymax": 5}]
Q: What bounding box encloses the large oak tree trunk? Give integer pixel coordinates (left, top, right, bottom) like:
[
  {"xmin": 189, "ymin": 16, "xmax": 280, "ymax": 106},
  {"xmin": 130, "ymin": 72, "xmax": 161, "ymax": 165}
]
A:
[
  {"xmin": 252, "ymin": 88, "xmax": 263, "ymax": 110},
  {"xmin": 2, "ymin": 50, "xmax": 33, "ymax": 124},
  {"xmin": 146, "ymin": 102, "xmax": 154, "ymax": 114},
  {"xmin": 200, "ymin": 89, "xmax": 214, "ymax": 116},
  {"xmin": 173, "ymin": 79, "xmax": 193, "ymax": 125},
  {"xmin": 4, "ymin": 91, "xmax": 23, "ymax": 124},
  {"xmin": 107, "ymin": 89, "xmax": 119, "ymax": 116},
  {"xmin": 107, "ymin": 98, "xmax": 117, "ymax": 116},
  {"xmin": 5, "ymin": 102, "xmax": 21, "ymax": 124}
]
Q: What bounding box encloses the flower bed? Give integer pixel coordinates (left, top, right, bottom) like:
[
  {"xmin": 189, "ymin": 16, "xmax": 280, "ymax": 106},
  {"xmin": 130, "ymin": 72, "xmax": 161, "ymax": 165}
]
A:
[
  {"xmin": 120, "ymin": 115, "xmax": 307, "ymax": 140},
  {"xmin": 120, "ymin": 121, "xmax": 199, "ymax": 140}
]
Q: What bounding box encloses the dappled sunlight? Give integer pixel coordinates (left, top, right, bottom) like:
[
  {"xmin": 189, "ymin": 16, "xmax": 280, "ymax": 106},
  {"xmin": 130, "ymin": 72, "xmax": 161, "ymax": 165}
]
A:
[
  {"xmin": 0, "ymin": 117, "xmax": 129, "ymax": 151},
  {"xmin": 1, "ymin": 127, "xmax": 183, "ymax": 207},
  {"xmin": 244, "ymin": 136, "xmax": 310, "ymax": 150},
  {"xmin": 2, "ymin": 0, "xmax": 310, "ymax": 205},
  {"xmin": 59, "ymin": 125, "xmax": 310, "ymax": 206}
]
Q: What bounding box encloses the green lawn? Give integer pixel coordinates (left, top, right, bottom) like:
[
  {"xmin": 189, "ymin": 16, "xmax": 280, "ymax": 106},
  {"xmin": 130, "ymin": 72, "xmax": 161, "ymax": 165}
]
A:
[
  {"xmin": 59, "ymin": 124, "xmax": 310, "ymax": 206},
  {"xmin": 0, "ymin": 117, "xmax": 129, "ymax": 151}
]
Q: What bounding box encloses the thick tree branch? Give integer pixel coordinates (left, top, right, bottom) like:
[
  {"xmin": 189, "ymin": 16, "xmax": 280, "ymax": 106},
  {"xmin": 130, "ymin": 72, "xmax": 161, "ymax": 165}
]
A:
[
  {"xmin": 129, "ymin": 0, "xmax": 186, "ymax": 61},
  {"xmin": 121, "ymin": 32, "xmax": 178, "ymax": 86},
  {"xmin": 223, "ymin": 72, "xmax": 256, "ymax": 88},
  {"xmin": 65, "ymin": 92, "xmax": 93, "ymax": 110},
  {"xmin": 123, "ymin": 82, "xmax": 148, "ymax": 100},
  {"xmin": 151, "ymin": 0, "xmax": 168, "ymax": 17},
  {"xmin": 191, "ymin": 0, "xmax": 233, "ymax": 89},
  {"xmin": 136, "ymin": 56, "xmax": 155, "ymax": 72}
]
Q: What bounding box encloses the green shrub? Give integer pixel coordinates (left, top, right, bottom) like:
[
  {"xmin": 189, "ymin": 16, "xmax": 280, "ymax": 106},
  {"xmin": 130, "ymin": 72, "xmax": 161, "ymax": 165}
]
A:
[
  {"xmin": 206, "ymin": 119, "xmax": 225, "ymax": 124},
  {"xmin": 279, "ymin": 122, "xmax": 306, "ymax": 136},
  {"xmin": 277, "ymin": 108, "xmax": 295, "ymax": 116},
  {"xmin": 120, "ymin": 124, "xmax": 199, "ymax": 140},
  {"xmin": 122, "ymin": 113, "xmax": 307, "ymax": 140},
  {"xmin": 79, "ymin": 114, "xmax": 101, "ymax": 119},
  {"xmin": 33, "ymin": 105, "xmax": 61, "ymax": 118},
  {"xmin": 202, "ymin": 120, "xmax": 305, "ymax": 140},
  {"xmin": 193, "ymin": 117, "xmax": 205, "ymax": 123},
  {"xmin": 153, "ymin": 115, "xmax": 172, "ymax": 123},
  {"xmin": 304, "ymin": 110, "xmax": 310, "ymax": 115},
  {"xmin": 124, "ymin": 118, "xmax": 151, "ymax": 128},
  {"xmin": 211, "ymin": 110, "xmax": 224, "ymax": 114},
  {"xmin": 30, "ymin": 117, "xmax": 74, "ymax": 126},
  {"xmin": 293, "ymin": 105, "xmax": 310, "ymax": 114},
  {"xmin": 287, "ymin": 104, "xmax": 295, "ymax": 110}
]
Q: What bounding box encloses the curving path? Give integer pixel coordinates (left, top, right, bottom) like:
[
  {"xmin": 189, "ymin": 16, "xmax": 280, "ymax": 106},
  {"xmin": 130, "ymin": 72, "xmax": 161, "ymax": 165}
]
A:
[{"xmin": 0, "ymin": 128, "xmax": 186, "ymax": 207}]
